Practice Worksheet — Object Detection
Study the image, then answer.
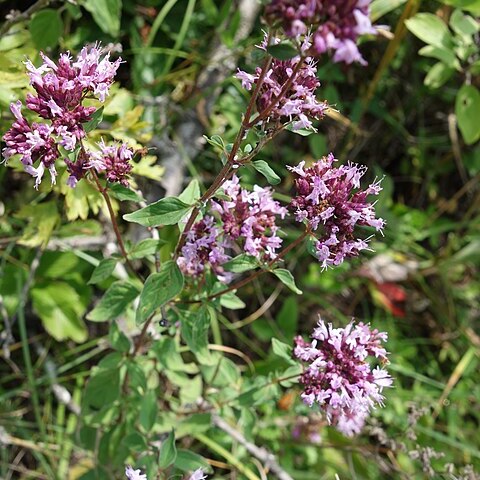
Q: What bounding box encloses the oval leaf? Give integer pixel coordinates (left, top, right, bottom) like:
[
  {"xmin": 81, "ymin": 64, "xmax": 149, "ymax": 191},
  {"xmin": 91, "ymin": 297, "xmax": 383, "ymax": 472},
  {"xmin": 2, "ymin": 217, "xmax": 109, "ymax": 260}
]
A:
[
  {"xmin": 252, "ymin": 160, "xmax": 281, "ymax": 185},
  {"xmin": 136, "ymin": 261, "xmax": 184, "ymax": 325},
  {"xmin": 29, "ymin": 9, "xmax": 63, "ymax": 50},
  {"xmin": 87, "ymin": 281, "xmax": 139, "ymax": 322},
  {"xmin": 123, "ymin": 197, "xmax": 191, "ymax": 227},
  {"xmin": 273, "ymin": 269, "xmax": 302, "ymax": 294},
  {"xmin": 456, "ymin": 84, "xmax": 480, "ymax": 145},
  {"xmin": 158, "ymin": 430, "xmax": 177, "ymax": 469},
  {"xmin": 405, "ymin": 13, "xmax": 453, "ymax": 48},
  {"xmin": 424, "ymin": 62, "xmax": 455, "ymax": 89},
  {"xmin": 267, "ymin": 42, "xmax": 299, "ymax": 60}
]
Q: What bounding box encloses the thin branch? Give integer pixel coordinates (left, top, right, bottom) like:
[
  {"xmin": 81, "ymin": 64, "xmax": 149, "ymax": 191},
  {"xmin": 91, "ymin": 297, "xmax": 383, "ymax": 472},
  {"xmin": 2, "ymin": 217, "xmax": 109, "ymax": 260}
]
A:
[
  {"xmin": 0, "ymin": 0, "xmax": 54, "ymax": 37},
  {"xmin": 90, "ymin": 170, "xmax": 143, "ymax": 281},
  {"xmin": 212, "ymin": 414, "xmax": 294, "ymax": 480},
  {"xmin": 207, "ymin": 230, "xmax": 309, "ymax": 300}
]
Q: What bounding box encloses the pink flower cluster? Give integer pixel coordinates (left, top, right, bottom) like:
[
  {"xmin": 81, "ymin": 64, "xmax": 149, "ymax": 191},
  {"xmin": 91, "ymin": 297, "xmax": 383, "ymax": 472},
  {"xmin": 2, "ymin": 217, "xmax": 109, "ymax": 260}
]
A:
[
  {"xmin": 1, "ymin": 45, "xmax": 131, "ymax": 188},
  {"xmin": 265, "ymin": 0, "xmax": 377, "ymax": 65},
  {"xmin": 65, "ymin": 139, "xmax": 134, "ymax": 188},
  {"xmin": 177, "ymin": 216, "xmax": 231, "ymax": 282},
  {"xmin": 212, "ymin": 175, "xmax": 287, "ymax": 259},
  {"xmin": 236, "ymin": 52, "xmax": 327, "ymax": 131},
  {"xmin": 294, "ymin": 317, "xmax": 392, "ymax": 436},
  {"xmin": 177, "ymin": 175, "xmax": 286, "ymax": 281},
  {"xmin": 288, "ymin": 154, "xmax": 384, "ymax": 269}
]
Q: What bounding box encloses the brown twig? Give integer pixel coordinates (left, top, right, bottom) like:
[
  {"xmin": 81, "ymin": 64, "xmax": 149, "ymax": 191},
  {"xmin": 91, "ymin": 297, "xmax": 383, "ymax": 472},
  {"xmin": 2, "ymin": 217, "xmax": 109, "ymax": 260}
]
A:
[
  {"xmin": 174, "ymin": 51, "xmax": 274, "ymax": 258},
  {"xmin": 0, "ymin": 0, "xmax": 54, "ymax": 37}
]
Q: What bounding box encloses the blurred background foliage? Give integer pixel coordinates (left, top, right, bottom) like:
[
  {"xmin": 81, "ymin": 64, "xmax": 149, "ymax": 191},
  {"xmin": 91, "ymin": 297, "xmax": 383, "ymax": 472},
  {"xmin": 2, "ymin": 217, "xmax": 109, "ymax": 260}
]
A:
[{"xmin": 0, "ymin": 0, "xmax": 479, "ymax": 478}]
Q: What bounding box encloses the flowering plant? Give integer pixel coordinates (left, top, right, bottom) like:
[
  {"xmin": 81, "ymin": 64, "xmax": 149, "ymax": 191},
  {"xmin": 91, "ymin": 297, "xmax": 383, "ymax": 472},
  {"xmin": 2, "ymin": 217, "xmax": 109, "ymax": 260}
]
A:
[{"xmin": 5, "ymin": 1, "xmax": 476, "ymax": 479}]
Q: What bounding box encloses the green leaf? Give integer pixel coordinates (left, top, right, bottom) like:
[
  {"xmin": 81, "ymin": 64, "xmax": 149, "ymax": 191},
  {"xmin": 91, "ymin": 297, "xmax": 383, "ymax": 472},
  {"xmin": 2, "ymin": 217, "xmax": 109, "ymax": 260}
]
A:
[
  {"xmin": 108, "ymin": 321, "xmax": 131, "ymax": 352},
  {"xmin": 83, "ymin": 0, "xmax": 122, "ymax": 37},
  {"xmin": 456, "ymin": 84, "xmax": 480, "ymax": 145},
  {"xmin": 267, "ymin": 42, "xmax": 299, "ymax": 60},
  {"xmin": 158, "ymin": 430, "xmax": 177, "ymax": 469},
  {"xmin": 108, "ymin": 183, "xmax": 143, "ymax": 202},
  {"xmin": 203, "ymin": 134, "xmax": 225, "ymax": 151},
  {"xmin": 128, "ymin": 239, "xmax": 164, "ymax": 260},
  {"xmin": 16, "ymin": 201, "xmax": 59, "ymax": 248},
  {"xmin": 88, "ymin": 258, "xmax": 117, "ymax": 284},
  {"xmin": 424, "ymin": 62, "xmax": 455, "ymax": 88},
  {"xmin": 83, "ymin": 107, "xmax": 104, "ymax": 133},
  {"xmin": 308, "ymin": 134, "xmax": 327, "ymax": 158},
  {"xmin": 252, "ymin": 160, "xmax": 281, "ymax": 185},
  {"xmin": 223, "ymin": 254, "xmax": 259, "ymax": 273},
  {"xmin": 175, "ymin": 450, "xmax": 210, "ymax": 473},
  {"xmin": 31, "ymin": 282, "xmax": 88, "ymax": 343},
  {"xmin": 178, "ymin": 179, "xmax": 201, "ymax": 204},
  {"xmin": 84, "ymin": 368, "xmax": 121, "ymax": 409},
  {"xmin": 272, "ymin": 269, "xmax": 302, "ymax": 294},
  {"xmin": 123, "ymin": 197, "xmax": 191, "ymax": 227},
  {"xmin": 418, "ymin": 45, "xmax": 460, "ymax": 70},
  {"xmin": 271, "ymin": 338, "xmax": 295, "ymax": 363},
  {"xmin": 29, "ymin": 9, "xmax": 63, "ymax": 50},
  {"xmin": 405, "ymin": 13, "xmax": 453, "ymax": 48},
  {"xmin": 370, "ymin": 0, "xmax": 407, "ymax": 22},
  {"xmin": 219, "ymin": 292, "xmax": 246, "ymax": 310},
  {"xmin": 449, "ymin": 9, "xmax": 479, "ymax": 40},
  {"xmin": 87, "ymin": 281, "xmax": 139, "ymax": 322},
  {"xmin": 140, "ymin": 390, "xmax": 158, "ymax": 432},
  {"xmin": 277, "ymin": 296, "xmax": 298, "ymax": 339},
  {"xmin": 136, "ymin": 261, "xmax": 184, "ymax": 325},
  {"xmin": 286, "ymin": 125, "xmax": 314, "ymax": 136},
  {"xmin": 180, "ymin": 307, "xmax": 212, "ymax": 363}
]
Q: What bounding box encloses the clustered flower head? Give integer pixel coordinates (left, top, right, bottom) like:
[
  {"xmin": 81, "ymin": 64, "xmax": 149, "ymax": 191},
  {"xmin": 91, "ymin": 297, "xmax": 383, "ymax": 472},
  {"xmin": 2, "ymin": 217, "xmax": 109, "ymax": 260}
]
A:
[
  {"xmin": 2, "ymin": 44, "xmax": 132, "ymax": 188},
  {"xmin": 288, "ymin": 154, "xmax": 384, "ymax": 269},
  {"xmin": 265, "ymin": 0, "xmax": 377, "ymax": 65},
  {"xmin": 177, "ymin": 175, "xmax": 286, "ymax": 282},
  {"xmin": 294, "ymin": 317, "xmax": 392, "ymax": 436},
  {"xmin": 212, "ymin": 175, "xmax": 287, "ymax": 259},
  {"xmin": 64, "ymin": 139, "xmax": 134, "ymax": 188},
  {"xmin": 236, "ymin": 40, "xmax": 327, "ymax": 131},
  {"xmin": 177, "ymin": 216, "xmax": 232, "ymax": 282}
]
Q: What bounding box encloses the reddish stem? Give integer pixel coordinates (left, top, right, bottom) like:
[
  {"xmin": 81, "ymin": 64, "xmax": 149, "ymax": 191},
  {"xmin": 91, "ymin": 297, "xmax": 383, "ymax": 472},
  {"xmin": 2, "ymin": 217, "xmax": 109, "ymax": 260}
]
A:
[
  {"xmin": 90, "ymin": 170, "xmax": 140, "ymax": 279},
  {"xmin": 245, "ymin": 56, "xmax": 306, "ymax": 129},
  {"xmin": 207, "ymin": 230, "xmax": 309, "ymax": 300}
]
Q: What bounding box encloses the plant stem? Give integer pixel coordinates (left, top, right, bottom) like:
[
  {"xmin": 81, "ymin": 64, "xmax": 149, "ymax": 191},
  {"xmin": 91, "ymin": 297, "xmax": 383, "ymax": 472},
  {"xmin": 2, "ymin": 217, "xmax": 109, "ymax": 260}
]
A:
[
  {"xmin": 90, "ymin": 170, "xmax": 141, "ymax": 280},
  {"xmin": 207, "ymin": 230, "xmax": 309, "ymax": 300},
  {"xmin": 245, "ymin": 56, "xmax": 306, "ymax": 128},
  {"xmin": 174, "ymin": 46, "xmax": 275, "ymax": 258}
]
